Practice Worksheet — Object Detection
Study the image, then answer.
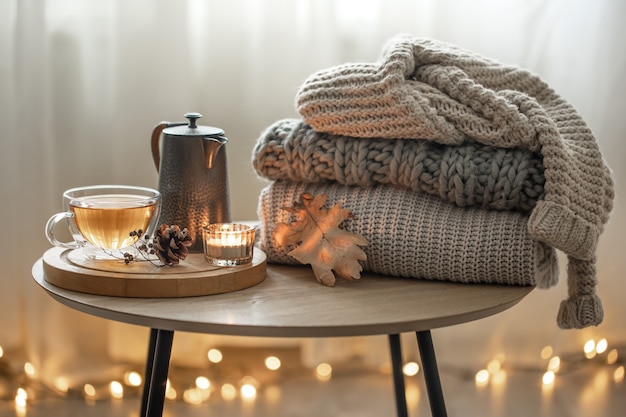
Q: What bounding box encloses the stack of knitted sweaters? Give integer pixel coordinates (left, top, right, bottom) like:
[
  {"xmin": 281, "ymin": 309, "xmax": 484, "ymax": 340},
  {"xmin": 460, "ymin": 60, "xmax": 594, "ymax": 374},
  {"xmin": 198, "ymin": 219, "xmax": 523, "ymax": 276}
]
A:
[{"xmin": 251, "ymin": 35, "xmax": 614, "ymax": 329}]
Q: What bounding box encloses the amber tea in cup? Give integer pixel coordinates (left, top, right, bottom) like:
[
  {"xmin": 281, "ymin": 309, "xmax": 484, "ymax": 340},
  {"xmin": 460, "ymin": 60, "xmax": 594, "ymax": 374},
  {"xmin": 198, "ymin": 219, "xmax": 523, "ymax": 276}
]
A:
[{"xmin": 46, "ymin": 185, "xmax": 160, "ymax": 259}]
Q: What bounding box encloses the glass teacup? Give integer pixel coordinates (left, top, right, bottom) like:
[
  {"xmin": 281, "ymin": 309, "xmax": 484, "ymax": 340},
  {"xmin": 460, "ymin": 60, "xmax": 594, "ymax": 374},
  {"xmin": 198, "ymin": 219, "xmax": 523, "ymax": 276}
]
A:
[{"xmin": 45, "ymin": 185, "xmax": 160, "ymax": 259}]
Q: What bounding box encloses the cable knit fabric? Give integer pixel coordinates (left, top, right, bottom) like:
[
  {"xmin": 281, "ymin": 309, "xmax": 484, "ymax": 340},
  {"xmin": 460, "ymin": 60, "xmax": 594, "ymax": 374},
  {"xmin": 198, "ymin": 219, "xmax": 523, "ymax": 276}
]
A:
[
  {"xmin": 258, "ymin": 181, "xmax": 558, "ymax": 288},
  {"xmin": 252, "ymin": 118, "xmax": 545, "ymax": 212},
  {"xmin": 293, "ymin": 35, "xmax": 614, "ymax": 329}
]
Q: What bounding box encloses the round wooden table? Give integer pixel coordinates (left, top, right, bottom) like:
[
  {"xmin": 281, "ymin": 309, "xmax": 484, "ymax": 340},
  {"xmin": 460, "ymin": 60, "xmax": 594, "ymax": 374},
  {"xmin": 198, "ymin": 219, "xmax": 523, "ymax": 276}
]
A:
[{"xmin": 32, "ymin": 249, "xmax": 533, "ymax": 417}]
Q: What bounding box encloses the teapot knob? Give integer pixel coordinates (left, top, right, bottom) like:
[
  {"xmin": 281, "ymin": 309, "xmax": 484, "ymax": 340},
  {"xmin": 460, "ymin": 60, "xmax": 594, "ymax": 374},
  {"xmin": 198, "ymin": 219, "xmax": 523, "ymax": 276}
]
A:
[{"xmin": 184, "ymin": 112, "xmax": 202, "ymax": 128}]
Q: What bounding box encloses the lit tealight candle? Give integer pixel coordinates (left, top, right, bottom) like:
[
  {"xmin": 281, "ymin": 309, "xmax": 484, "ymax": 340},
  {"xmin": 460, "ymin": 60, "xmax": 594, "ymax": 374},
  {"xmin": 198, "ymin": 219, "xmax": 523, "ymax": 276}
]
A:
[{"xmin": 203, "ymin": 223, "xmax": 255, "ymax": 266}]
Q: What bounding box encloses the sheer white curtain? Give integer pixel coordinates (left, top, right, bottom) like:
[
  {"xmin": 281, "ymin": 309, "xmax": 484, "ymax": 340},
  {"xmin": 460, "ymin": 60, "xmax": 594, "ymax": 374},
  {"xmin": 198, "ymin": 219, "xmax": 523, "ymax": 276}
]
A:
[{"xmin": 1, "ymin": 0, "xmax": 624, "ymax": 385}]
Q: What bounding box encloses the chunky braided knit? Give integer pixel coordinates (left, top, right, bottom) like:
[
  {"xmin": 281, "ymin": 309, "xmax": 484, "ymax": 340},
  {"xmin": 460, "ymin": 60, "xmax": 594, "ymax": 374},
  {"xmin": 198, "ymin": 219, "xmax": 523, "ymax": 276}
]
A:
[
  {"xmin": 294, "ymin": 35, "xmax": 614, "ymax": 329},
  {"xmin": 258, "ymin": 181, "xmax": 558, "ymax": 288},
  {"xmin": 252, "ymin": 118, "xmax": 545, "ymax": 212}
]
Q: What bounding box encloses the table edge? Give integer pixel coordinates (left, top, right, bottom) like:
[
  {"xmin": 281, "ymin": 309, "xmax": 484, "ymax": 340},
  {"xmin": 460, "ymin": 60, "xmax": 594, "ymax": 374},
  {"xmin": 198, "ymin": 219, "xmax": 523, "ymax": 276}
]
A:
[{"xmin": 32, "ymin": 259, "xmax": 533, "ymax": 337}]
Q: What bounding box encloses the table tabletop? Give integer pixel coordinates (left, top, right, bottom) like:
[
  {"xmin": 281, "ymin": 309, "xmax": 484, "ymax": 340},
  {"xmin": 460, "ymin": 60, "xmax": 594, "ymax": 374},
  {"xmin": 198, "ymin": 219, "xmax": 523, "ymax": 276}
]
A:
[{"xmin": 32, "ymin": 257, "xmax": 533, "ymax": 338}]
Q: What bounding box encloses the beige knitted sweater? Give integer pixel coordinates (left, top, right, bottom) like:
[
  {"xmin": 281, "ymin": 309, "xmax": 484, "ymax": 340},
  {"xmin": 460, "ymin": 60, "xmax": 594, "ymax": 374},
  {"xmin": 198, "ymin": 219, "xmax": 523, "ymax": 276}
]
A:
[
  {"xmin": 294, "ymin": 35, "xmax": 614, "ymax": 329},
  {"xmin": 258, "ymin": 181, "xmax": 558, "ymax": 289}
]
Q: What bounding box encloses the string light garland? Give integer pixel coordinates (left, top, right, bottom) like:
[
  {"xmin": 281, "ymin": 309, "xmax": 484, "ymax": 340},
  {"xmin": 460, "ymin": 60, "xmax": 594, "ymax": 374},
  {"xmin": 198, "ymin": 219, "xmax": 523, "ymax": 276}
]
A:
[
  {"xmin": 0, "ymin": 339, "xmax": 624, "ymax": 411},
  {"xmin": 468, "ymin": 338, "xmax": 625, "ymax": 390}
]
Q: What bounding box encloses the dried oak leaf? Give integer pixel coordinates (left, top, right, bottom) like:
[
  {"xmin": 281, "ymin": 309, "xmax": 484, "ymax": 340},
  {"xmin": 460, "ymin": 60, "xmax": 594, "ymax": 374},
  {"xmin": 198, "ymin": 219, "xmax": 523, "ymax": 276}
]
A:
[{"xmin": 274, "ymin": 193, "xmax": 368, "ymax": 286}]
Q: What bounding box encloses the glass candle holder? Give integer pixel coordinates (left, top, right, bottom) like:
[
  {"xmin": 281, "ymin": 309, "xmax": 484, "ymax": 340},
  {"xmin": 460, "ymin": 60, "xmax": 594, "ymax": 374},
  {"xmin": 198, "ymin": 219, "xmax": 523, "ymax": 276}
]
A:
[{"xmin": 203, "ymin": 223, "xmax": 255, "ymax": 266}]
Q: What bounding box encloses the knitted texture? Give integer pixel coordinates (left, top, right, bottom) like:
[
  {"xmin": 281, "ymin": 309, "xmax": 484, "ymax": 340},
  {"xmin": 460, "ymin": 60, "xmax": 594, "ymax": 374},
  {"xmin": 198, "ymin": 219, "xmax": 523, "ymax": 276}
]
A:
[
  {"xmin": 294, "ymin": 35, "xmax": 614, "ymax": 329},
  {"xmin": 258, "ymin": 181, "xmax": 558, "ymax": 288},
  {"xmin": 252, "ymin": 118, "xmax": 545, "ymax": 212}
]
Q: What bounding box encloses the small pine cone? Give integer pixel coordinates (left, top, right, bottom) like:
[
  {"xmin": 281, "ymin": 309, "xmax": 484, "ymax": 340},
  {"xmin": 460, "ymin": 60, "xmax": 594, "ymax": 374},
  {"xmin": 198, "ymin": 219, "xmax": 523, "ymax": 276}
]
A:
[{"xmin": 153, "ymin": 224, "xmax": 193, "ymax": 266}]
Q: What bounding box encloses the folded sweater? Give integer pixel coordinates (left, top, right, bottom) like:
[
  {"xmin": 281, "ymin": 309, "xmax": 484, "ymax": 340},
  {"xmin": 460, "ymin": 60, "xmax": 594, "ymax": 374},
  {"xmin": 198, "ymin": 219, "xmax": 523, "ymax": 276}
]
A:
[
  {"xmin": 258, "ymin": 181, "xmax": 557, "ymax": 289},
  {"xmin": 293, "ymin": 35, "xmax": 614, "ymax": 328},
  {"xmin": 253, "ymin": 118, "xmax": 545, "ymax": 212}
]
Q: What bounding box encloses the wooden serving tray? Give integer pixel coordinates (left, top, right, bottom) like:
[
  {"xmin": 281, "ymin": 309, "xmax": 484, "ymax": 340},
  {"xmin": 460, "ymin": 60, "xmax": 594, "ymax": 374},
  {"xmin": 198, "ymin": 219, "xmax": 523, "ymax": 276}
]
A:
[{"xmin": 42, "ymin": 247, "xmax": 266, "ymax": 298}]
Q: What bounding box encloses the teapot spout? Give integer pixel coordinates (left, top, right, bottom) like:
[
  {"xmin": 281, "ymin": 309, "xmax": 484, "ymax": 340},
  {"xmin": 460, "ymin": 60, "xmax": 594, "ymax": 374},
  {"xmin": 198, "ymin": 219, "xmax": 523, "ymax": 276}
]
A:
[{"xmin": 203, "ymin": 135, "xmax": 228, "ymax": 169}]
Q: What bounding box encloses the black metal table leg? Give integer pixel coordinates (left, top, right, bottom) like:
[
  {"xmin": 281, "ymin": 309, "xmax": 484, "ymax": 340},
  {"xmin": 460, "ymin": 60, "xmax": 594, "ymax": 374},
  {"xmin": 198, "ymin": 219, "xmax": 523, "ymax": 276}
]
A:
[
  {"xmin": 416, "ymin": 330, "xmax": 447, "ymax": 417},
  {"xmin": 140, "ymin": 328, "xmax": 159, "ymax": 417},
  {"xmin": 388, "ymin": 334, "xmax": 409, "ymax": 417},
  {"xmin": 144, "ymin": 329, "xmax": 175, "ymax": 417}
]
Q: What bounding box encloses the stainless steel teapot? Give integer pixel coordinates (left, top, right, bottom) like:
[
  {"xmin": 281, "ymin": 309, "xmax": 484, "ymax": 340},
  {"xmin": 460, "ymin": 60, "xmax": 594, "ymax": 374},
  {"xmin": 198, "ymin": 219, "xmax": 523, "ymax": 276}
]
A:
[{"xmin": 151, "ymin": 112, "xmax": 231, "ymax": 252}]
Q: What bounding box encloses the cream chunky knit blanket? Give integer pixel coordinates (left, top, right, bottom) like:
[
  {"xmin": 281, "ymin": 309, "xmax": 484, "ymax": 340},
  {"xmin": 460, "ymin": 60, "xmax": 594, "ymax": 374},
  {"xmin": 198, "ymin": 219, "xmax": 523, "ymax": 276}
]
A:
[
  {"xmin": 253, "ymin": 118, "xmax": 545, "ymax": 212},
  {"xmin": 256, "ymin": 35, "xmax": 614, "ymax": 329}
]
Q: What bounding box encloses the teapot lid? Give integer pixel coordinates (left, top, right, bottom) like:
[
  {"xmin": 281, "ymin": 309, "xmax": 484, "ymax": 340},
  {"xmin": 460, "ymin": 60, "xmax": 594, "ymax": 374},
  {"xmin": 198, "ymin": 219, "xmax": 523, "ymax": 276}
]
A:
[{"xmin": 163, "ymin": 113, "xmax": 225, "ymax": 137}]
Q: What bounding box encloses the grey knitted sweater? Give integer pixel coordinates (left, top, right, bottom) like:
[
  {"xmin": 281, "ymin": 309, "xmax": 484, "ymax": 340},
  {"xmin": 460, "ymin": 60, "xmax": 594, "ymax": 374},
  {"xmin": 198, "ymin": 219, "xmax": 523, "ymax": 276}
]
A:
[
  {"xmin": 253, "ymin": 118, "xmax": 545, "ymax": 212},
  {"xmin": 290, "ymin": 35, "xmax": 614, "ymax": 329}
]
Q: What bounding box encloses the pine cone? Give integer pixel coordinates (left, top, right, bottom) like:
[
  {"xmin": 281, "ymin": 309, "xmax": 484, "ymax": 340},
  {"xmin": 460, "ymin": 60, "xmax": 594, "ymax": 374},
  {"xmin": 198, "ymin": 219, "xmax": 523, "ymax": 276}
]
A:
[{"xmin": 153, "ymin": 224, "xmax": 193, "ymax": 266}]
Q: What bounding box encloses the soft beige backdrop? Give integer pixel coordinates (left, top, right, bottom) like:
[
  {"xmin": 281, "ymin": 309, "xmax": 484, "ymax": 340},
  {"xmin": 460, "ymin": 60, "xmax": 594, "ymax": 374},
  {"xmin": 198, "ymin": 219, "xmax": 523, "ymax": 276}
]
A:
[{"xmin": 1, "ymin": 0, "xmax": 624, "ymax": 385}]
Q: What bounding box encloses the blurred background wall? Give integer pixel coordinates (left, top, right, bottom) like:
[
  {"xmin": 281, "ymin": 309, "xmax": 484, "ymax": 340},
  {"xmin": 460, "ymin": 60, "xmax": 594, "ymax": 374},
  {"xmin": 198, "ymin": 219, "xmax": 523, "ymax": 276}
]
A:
[{"xmin": 1, "ymin": 0, "xmax": 624, "ymax": 386}]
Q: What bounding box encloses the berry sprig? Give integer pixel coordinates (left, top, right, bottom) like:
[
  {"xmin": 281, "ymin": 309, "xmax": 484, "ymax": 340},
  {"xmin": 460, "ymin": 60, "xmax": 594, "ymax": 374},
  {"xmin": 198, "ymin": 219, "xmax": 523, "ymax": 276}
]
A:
[{"xmin": 108, "ymin": 224, "xmax": 192, "ymax": 266}]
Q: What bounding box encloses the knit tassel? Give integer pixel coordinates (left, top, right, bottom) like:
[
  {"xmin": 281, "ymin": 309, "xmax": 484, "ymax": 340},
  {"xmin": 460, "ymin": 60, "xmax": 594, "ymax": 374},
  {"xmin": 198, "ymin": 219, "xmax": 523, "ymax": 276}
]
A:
[
  {"xmin": 557, "ymin": 256, "xmax": 603, "ymax": 329},
  {"xmin": 557, "ymin": 295, "xmax": 604, "ymax": 329}
]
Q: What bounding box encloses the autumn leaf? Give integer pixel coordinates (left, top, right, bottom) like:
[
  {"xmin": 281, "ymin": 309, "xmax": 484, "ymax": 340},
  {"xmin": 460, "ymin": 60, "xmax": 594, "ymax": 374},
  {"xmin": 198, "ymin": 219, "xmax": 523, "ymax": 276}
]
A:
[{"xmin": 274, "ymin": 193, "xmax": 368, "ymax": 286}]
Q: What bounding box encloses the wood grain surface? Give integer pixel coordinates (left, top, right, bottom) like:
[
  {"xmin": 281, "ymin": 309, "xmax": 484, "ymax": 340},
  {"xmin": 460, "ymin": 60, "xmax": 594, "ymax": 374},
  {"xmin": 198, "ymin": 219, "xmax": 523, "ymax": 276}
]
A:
[
  {"xmin": 42, "ymin": 247, "xmax": 266, "ymax": 297},
  {"xmin": 33, "ymin": 253, "xmax": 533, "ymax": 337}
]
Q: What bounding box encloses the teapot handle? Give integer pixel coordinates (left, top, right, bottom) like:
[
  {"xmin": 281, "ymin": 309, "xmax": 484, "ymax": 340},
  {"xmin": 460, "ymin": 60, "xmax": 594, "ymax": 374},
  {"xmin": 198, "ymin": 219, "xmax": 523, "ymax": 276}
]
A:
[
  {"xmin": 151, "ymin": 121, "xmax": 186, "ymax": 172},
  {"xmin": 151, "ymin": 122, "xmax": 168, "ymax": 172}
]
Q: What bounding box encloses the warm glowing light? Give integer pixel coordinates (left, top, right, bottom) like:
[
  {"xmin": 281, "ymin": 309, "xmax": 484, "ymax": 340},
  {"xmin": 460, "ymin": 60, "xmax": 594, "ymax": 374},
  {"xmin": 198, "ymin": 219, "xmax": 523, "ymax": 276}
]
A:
[
  {"xmin": 183, "ymin": 388, "xmax": 204, "ymax": 405},
  {"xmin": 475, "ymin": 369, "xmax": 489, "ymax": 386},
  {"xmin": 540, "ymin": 345, "xmax": 553, "ymax": 360},
  {"xmin": 584, "ymin": 339, "xmax": 596, "ymax": 359},
  {"xmin": 542, "ymin": 371, "xmax": 555, "ymax": 386},
  {"xmin": 16, "ymin": 388, "xmax": 27, "ymax": 401},
  {"xmin": 109, "ymin": 381, "xmax": 124, "ymax": 399},
  {"xmin": 83, "ymin": 383, "xmax": 96, "ymax": 398},
  {"xmin": 11, "ymin": 338, "xmax": 624, "ymax": 409},
  {"xmin": 54, "ymin": 377, "xmax": 70, "ymax": 393},
  {"xmin": 14, "ymin": 389, "xmax": 27, "ymax": 417},
  {"xmin": 403, "ymin": 361, "xmax": 420, "ymax": 376},
  {"xmin": 124, "ymin": 371, "xmax": 143, "ymax": 387},
  {"xmin": 15, "ymin": 394, "xmax": 26, "ymax": 408},
  {"xmin": 584, "ymin": 350, "xmax": 597, "ymax": 359},
  {"xmin": 548, "ymin": 356, "xmax": 561, "ymax": 372},
  {"xmin": 195, "ymin": 376, "xmax": 210, "ymax": 390},
  {"xmin": 487, "ymin": 359, "xmax": 501, "ymax": 374},
  {"xmin": 265, "ymin": 356, "xmax": 282, "ymax": 371},
  {"xmin": 184, "ymin": 380, "xmax": 211, "ymax": 404},
  {"xmin": 0, "ymin": 345, "xmax": 4, "ymax": 358},
  {"xmin": 406, "ymin": 384, "xmax": 420, "ymax": 408},
  {"xmin": 607, "ymin": 349, "xmax": 619, "ymax": 365},
  {"xmin": 24, "ymin": 362, "xmax": 36, "ymax": 377},
  {"xmin": 316, "ymin": 363, "xmax": 333, "ymax": 381},
  {"xmin": 208, "ymin": 348, "xmax": 223, "ymax": 363},
  {"xmin": 165, "ymin": 379, "xmax": 177, "ymax": 400},
  {"xmin": 221, "ymin": 383, "xmax": 237, "ymax": 401},
  {"xmin": 241, "ymin": 384, "xmax": 257, "ymax": 400}
]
